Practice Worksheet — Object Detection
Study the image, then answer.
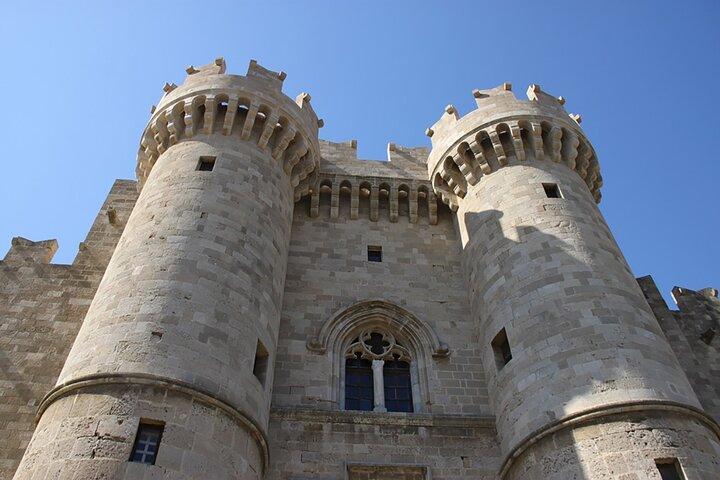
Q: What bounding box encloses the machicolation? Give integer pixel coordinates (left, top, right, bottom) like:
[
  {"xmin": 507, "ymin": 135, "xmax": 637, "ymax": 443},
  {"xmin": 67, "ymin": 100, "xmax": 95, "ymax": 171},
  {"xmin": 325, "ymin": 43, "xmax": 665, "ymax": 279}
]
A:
[{"xmin": 1, "ymin": 58, "xmax": 718, "ymax": 480}]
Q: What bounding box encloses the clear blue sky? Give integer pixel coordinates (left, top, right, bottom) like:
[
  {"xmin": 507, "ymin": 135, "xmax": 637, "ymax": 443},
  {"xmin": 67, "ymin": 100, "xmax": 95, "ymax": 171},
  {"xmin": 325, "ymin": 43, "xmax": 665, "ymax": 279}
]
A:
[{"xmin": 1, "ymin": 1, "xmax": 718, "ymax": 306}]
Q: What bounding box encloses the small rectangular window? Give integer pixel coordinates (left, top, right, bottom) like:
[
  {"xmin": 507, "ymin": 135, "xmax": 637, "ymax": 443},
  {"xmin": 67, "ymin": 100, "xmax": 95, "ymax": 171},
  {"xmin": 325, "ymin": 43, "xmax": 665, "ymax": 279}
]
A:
[
  {"xmin": 542, "ymin": 183, "xmax": 562, "ymax": 198},
  {"xmin": 197, "ymin": 156, "xmax": 216, "ymax": 171},
  {"xmin": 492, "ymin": 328, "xmax": 512, "ymax": 369},
  {"xmin": 253, "ymin": 339, "xmax": 269, "ymax": 386},
  {"xmin": 655, "ymin": 459, "xmax": 685, "ymax": 480},
  {"xmin": 367, "ymin": 245, "xmax": 382, "ymax": 262},
  {"xmin": 130, "ymin": 422, "xmax": 164, "ymax": 465}
]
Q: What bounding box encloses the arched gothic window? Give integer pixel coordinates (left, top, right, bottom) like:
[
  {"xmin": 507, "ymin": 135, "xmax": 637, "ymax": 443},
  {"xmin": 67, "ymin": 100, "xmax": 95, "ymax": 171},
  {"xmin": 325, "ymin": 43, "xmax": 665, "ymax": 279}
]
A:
[
  {"xmin": 344, "ymin": 331, "xmax": 413, "ymax": 412},
  {"xmin": 307, "ymin": 299, "xmax": 449, "ymax": 414}
]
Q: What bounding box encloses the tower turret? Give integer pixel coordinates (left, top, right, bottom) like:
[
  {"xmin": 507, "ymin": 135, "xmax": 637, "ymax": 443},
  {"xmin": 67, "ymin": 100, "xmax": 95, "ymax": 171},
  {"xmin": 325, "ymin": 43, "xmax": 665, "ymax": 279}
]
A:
[
  {"xmin": 14, "ymin": 59, "xmax": 320, "ymax": 479},
  {"xmin": 426, "ymin": 85, "xmax": 720, "ymax": 478}
]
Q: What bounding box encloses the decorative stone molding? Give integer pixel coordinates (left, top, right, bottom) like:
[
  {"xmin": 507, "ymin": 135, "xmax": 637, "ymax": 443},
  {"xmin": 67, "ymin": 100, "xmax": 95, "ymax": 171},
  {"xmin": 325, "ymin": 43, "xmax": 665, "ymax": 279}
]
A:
[
  {"xmin": 270, "ymin": 406, "xmax": 496, "ymax": 428},
  {"xmin": 308, "ymin": 299, "xmax": 448, "ymax": 358},
  {"xmin": 426, "ymin": 83, "xmax": 602, "ymax": 210},
  {"xmin": 136, "ymin": 59, "xmax": 322, "ymax": 200},
  {"xmin": 346, "ymin": 330, "xmax": 411, "ymax": 362}
]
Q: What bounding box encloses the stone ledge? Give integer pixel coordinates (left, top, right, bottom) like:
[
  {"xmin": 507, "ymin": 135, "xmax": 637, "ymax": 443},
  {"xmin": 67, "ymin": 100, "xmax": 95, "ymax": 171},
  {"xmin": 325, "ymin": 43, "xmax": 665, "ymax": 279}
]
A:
[{"xmin": 270, "ymin": 406, "xmax": 496, "ymax": 429}]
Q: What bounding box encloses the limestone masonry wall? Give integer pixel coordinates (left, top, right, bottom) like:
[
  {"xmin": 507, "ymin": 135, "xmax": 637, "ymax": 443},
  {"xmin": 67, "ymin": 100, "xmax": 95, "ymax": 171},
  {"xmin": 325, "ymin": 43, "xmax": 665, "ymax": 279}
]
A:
[
  {"xmin": 276, "ymin": 188, "xmax": 486, "ymax": 415},
  {"xmin": 267, "ymin": 409, "xmax": 501, "ymax": 479},
  {"xmin": 0, "ymin": 180, "xmax": 138, "ymax": 480},
  {"xmin": 639, "ymin": 277, "xmax": 720, "ymax": 423},
  {"xmin": 1, "ymin": 59, "xmax": 719, "ymax": 480}
]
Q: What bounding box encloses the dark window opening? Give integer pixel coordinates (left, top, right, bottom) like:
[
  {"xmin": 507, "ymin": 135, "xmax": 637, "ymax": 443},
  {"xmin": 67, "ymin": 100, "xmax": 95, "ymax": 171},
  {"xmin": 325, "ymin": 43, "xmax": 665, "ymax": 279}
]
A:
[
  {"xmin": 253, "ymin": 340, "xmax": 269, "ymax": 386},
  {"xmin": 384, "ymin": 360, "xmax": 413, "ymax": 412},
  {"xmin": 345, "ymin": 357, "xmax": 373, "ymax": 411},
  {"xmin": 130, "ymin": 422, "xmax": 164, "ymax": 465},
  {"xmin": 543, "ymin": 183, "xmax": 562, "ymax": 198},
  {"xmin": 197, "ymin": 156, "xmax": 216, "ymax": 171},
  {"xmin": 700, "ymin": 327, "xmax": 715, "ymax": 345},
  {"xmin": 492, "ymin": 328, "xmax": 512, "ymax": 369},
  {"xmin": 368, "ymin": 245, "xmax": 382, "ymax": 262},
  {"xmin": 366, "ymin": 332, "xmax": 390, "ymax": 355},
  {"xmin": 656, "ymin": 459, "xmax": 685, "ymax": 480}
]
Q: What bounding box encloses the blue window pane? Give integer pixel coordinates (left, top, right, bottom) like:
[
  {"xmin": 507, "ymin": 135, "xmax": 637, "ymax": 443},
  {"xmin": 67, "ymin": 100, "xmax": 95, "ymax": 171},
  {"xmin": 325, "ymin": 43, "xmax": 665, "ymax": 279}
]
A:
[
  {"xmin": 345, "ymin": 358, "xmax": 373, "ymax": 411},
  {"xmin": 384, "ymin": 361, "xmax": 413, "ymax": 413},
  {"xmin": 130, "ymin": 424, "xmax": 164, "ymax": 465}
]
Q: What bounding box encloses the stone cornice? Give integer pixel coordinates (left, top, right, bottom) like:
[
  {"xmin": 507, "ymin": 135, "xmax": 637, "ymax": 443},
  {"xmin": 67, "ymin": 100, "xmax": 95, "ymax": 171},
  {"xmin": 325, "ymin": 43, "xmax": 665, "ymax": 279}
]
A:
[{"xmin": 270, "ymin": 406, "xmax": 496, "ymax": 429}]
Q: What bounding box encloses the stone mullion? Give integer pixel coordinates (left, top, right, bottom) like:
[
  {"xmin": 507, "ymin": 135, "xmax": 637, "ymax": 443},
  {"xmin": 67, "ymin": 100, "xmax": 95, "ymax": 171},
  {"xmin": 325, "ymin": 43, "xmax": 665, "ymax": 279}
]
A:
[{"xmin": 371, "ymin": 359, "xmax": 386, "ymax": 413}]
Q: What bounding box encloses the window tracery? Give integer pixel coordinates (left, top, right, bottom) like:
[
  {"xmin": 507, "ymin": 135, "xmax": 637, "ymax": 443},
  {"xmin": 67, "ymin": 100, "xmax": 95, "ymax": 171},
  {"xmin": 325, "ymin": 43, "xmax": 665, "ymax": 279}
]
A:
[
  {"xmin": 346, "ymin": 331, "xmax": 410, "ymax": 362},
  {"xmin": 344, "ymin": 330, "xmax": 413, "ymax": 413},
  {"xmin": 307, "ymin": 299, "xmax": 448, "ymax": 414}
]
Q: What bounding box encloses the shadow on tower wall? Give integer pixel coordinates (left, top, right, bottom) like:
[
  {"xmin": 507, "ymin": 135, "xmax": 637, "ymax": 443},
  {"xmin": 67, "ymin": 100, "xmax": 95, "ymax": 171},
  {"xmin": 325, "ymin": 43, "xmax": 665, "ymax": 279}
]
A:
[{"xmin": 461, "ymin": 206, "xmax": 718, "ymax": 478}]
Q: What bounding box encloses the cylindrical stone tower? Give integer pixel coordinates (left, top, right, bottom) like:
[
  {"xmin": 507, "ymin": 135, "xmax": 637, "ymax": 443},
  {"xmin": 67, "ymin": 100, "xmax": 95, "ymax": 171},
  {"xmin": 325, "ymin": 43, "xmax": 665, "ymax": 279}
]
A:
[
  {"xmin": 426, "ymin": 84, "xmax": 720, "ymax": 478},
  {"xmin": 14, "ymin": 59, "xmax": 320, "ymax": 479}
]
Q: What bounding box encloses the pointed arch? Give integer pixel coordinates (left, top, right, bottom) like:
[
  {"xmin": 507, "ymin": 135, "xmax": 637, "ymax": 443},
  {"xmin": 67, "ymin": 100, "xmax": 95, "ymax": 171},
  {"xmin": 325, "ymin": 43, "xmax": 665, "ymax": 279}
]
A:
[{"xmin": 307, "ymin": 299, "xmax": 449, "ymax": 413}]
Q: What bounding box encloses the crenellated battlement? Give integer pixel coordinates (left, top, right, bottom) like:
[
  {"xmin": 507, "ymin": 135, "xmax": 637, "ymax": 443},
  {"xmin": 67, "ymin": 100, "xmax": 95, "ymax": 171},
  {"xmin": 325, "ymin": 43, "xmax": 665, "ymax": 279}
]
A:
[
  {"xmin": 317, "ymin": 140, "xmax": 428, "ymax": 179},
  {"xmin": 302, "ymin": 141, "xmax": 440, "ymax": 223},
  {"xmin": 7, "ymin": 57, "xmax": 720, "ymax": 480},
  {"xmin": 425, "ymin": 83, "xmax": 601, "ymax": 210},
  {"xmin": 137, "ymin": 58, "xmax": 322, "ymax": 200},
  {"xmin": 2, "ymin": 237, "xmax": 58, "ymax": 265}
]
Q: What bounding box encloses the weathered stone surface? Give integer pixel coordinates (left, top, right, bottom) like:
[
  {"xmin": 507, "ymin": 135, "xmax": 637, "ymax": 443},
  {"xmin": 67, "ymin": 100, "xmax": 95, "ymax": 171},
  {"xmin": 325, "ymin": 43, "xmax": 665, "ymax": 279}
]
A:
[
  {"xmin": 639, "ymin": 277, "xmax": 720, "ymax": 423},
  {"xmin": 0, "ymin": 180, "xmax": 138, "ymax": 480},
  {"xmin": 1, "ymin": 59, "xmax": 718, "ymax": 479}
]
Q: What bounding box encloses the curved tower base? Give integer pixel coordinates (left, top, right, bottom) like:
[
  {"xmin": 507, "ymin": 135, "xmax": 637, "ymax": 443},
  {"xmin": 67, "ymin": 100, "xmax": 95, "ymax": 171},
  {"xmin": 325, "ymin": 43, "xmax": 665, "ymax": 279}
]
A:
[
  {"xmin": 14, "ymin": 384, "xmax": 265, "ymax": 479},
  {"xmin": 504, "ymin": 410, "xmax": 720, "ymax": 479}
]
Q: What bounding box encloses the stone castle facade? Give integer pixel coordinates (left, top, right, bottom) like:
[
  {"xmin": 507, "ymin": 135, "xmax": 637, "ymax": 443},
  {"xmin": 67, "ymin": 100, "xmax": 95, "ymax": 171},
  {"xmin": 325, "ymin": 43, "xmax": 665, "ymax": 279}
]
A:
[{"xmin": 1, "ymin": 58, "xmax": 719, "ymax": 479}]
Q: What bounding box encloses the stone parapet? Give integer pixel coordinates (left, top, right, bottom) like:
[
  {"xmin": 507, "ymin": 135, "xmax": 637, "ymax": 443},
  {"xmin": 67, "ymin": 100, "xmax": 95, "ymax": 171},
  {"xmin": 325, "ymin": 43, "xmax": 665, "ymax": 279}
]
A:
[
  {"xmin": 137, "ymin": 58, "xmax": 322, "ymax": 200},
  {"xmin": 318, "ymin": 140, "xmax": 429, "ymax": 179},
  {"xmin": 426, "ymin": 83, "xmax": 601, "ymax": 209},
  {"xmin": 2, "ymin": 237, "xmax": 58, "ymax": 265}
]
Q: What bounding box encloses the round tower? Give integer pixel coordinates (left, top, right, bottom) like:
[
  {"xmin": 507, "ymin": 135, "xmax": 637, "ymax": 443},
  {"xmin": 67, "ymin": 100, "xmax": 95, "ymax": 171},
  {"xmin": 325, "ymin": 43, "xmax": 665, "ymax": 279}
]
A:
[
  {"xmin": 426, "ymin": 84, "xmax": 720, "ymax": 478},
  {"xmin": 14, "ymin": 59, "xmax": 320, "ymax": 479}
]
